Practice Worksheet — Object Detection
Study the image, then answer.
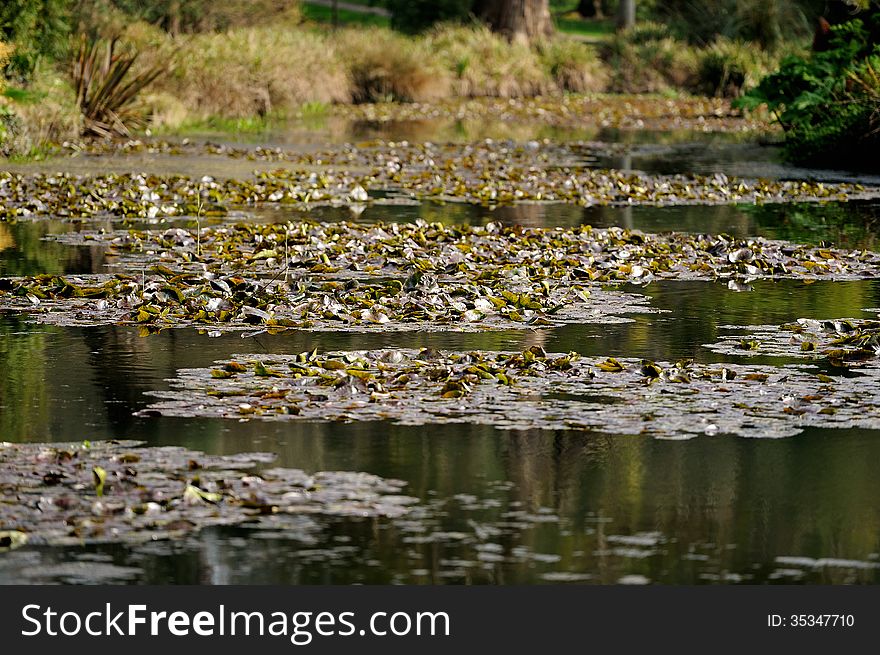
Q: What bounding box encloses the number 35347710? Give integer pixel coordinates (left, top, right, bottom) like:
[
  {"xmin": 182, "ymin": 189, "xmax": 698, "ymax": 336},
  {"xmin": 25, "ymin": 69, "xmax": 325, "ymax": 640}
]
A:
[{"xmin": 768, "ymin": 614, "xmax": 855, "ymax": 628}]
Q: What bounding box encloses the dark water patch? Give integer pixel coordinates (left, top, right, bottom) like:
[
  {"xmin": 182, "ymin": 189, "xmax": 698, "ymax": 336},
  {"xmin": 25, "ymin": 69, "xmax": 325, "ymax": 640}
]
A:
[{"xmin": 1, "ymin": 426, "xmax": 878, "ymax": 584}]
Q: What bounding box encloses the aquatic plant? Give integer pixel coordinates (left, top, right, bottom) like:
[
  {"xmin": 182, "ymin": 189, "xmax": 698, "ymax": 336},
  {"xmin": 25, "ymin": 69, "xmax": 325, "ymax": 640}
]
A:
[
  {"xmin": 71, "ymin": 36, "xmax": 164, "ymax": 138},
  {"xmin": 0, "ymin": 139, "xmax": 867, "ymax": 221},
  {"xmin": 738, "ymin": 9, "xmax": 880, "ymax": 167},
  {"xmin": 0, "ymin": 440, "xmax": 415, "ymax": 546},
  {"xmin": 140, "ymin": 346, "xmax": 880, "ymax": 439},
  {"xmin": 707, "ymin": 316, "xmax": 880, "ymax": 366}
]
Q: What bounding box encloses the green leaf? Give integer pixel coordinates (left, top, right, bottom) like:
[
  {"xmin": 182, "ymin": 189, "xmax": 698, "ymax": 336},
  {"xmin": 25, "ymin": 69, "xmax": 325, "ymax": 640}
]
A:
[{"xmin": 93, "ymin": 465, "xmax": 106, "ymax": 497}]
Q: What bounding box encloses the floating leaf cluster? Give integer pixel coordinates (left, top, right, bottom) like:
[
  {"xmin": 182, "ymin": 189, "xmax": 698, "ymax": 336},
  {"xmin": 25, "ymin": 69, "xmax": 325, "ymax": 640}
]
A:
[
  {"xmin": 52, "ymin": 220, "xmax": 880, "ymax": 283},
  {"xmin": 707, "ymin": 316, "xmax": 880, "ymax": 367},
  {"xmin": 0, "ymin": 171, "xmax": 371, "ymax": 221},
  {"xmin": 0, "ymin": 268, "xmax": 653, "ymax": 332},
  {"xmin": 271, "ymin": 140, "xmax": 862, "ymax": 206},
  {"xmin": 0, "ymin": 440, "xmax": 415, "ymax": 547},
  {"xmin": 141, "ymin": 347, "xmax": 880, "ymax": 439},
  {"xmin": 3, "ymin": 139, "xmax": 871, "ymax": 222},
  {"xmin": 6, "ymin": 218, "xmax": 880, "ymax": 332}
]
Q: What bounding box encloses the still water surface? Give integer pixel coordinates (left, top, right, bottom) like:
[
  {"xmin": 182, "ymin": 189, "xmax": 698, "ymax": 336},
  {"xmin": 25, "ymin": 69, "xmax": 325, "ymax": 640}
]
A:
[{"xmin": 1, "ymin": 129, "xmax": 879, "ymax": 584}]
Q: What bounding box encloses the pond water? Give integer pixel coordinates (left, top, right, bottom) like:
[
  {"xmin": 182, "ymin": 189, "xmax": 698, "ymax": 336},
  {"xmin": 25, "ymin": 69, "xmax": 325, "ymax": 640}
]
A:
[{"xmin": 1, "ymin": 120, "xmax": 879, "ymax": 584}]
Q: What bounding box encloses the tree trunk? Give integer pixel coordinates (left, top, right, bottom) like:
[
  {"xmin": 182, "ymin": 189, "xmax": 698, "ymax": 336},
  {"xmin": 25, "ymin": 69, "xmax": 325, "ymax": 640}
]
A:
[
  {"xmin": 167, "ymin": 0, "xmax": 181, "ymax": 36},
  {"xmin": 577, "ymin": 0, "xmax": 604, "ymax": 19},
  {"xmin": 476, "ymin": 0, "xmax": 555, "ymax": 44},
  {"xmin": 617, "ymin": 0, "xmax": 635, "ymax": 31}
]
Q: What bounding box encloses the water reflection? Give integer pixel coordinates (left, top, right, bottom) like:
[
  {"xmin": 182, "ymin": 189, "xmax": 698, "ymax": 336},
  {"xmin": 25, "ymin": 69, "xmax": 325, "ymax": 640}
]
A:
[
  {"xmin": 5, "ymin": 199, "xmax": 879, "ymax": 280},
  {"xmin": 1, "ymin": 268, "xmax": 880, "ymax": 584},
  {"xmin": 3, "ymin": 129, "xmax": 880, "ymax": 584},
  {"xmin": 0, "ymin": 421, "xmax": 877, "ymax": 584}
]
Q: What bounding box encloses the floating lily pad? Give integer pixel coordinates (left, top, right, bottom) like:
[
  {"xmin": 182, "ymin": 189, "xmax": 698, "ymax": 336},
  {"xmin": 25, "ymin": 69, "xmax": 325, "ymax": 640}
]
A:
[
  {"xmin": 2, "ymin": 139, "xmax": 872, "ymax": 222},
  {"xmin": 706, "ymin": 316, "xmax": 880, "ymax": 367},
  {"xmin": 0, "ymin": 440, "xmax": 416, "ymax": 547},
  {"xmin": 0, "ymin": 270, "xmax": 654, "ymax": 332},
  {"xmin": 138, "ymin": 347, "xmax": 880, "ymax": 439},
  {"xmin": 50, "ymin": 221, "xmax": 880, "ymax": 283}
]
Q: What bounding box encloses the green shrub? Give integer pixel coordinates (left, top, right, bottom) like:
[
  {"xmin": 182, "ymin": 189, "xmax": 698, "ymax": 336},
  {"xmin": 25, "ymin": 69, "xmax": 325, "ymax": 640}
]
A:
[
  {"xmin": 536, "ymin": 37, "xmax": 607, "ymax": 93},
  {"xmin": 738, "ymin": 9, "xmax": 880, "ymax": 167},
  {"xmin": 0, "ymin": 0, "xmax": 70, "ymax": 81},
  {"xmin": 428, "ymin": 24, "xmax": 552, "ymax": 97}
]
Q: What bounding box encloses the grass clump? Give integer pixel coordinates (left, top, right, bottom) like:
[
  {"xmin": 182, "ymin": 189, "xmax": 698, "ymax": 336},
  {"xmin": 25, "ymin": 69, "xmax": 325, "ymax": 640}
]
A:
[
  {"xmin": 428, "ymin": 24, "xmax": 552, "ymax": 98},
  {"xmin": 697, "ymin": 38, "xmax": 775, "ymax": 97},
  {"xmin": 536, "ymin": 36, "xmax": 607, "ymax": 93},
  {"xmin": 603, "ymin": 21, "xmax": 780, "ymax": 97},
  {"xmin": 151, "ymin": 27, "xmax": 351, "ymax": 122},
  {"xmin": 336, "ymin": 28, "xmax": 449, "ymax": 103},
  {"xmin": 603, "ymin": 22, "xmax": 699, "ymax": 94}
]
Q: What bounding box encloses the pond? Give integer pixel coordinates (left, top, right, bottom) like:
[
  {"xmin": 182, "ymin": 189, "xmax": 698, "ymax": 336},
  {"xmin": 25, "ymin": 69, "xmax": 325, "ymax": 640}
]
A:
[{"xmin": 1, "ymin": 115, "xmax": 879, "ymax": 584}]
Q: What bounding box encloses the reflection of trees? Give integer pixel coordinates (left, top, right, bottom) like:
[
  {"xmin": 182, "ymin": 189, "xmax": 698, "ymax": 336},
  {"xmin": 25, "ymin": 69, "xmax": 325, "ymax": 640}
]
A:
[
  {"xmin": 547, "ymin": 278, "xmax": 880, "ymax": 364},
  {"xmin": 0, "ymin": 221, "xmax": 105, "ymax": 276},
  {"xmin": 0, "ymin": 318, "xmax": 51, "ymax": 441}
]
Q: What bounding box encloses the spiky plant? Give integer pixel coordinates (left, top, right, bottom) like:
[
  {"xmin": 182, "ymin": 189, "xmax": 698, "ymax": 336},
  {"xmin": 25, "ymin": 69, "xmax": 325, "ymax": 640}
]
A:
[{"xmin": 71, "ymin": 36, "xmax": 164, "ymax": 138}]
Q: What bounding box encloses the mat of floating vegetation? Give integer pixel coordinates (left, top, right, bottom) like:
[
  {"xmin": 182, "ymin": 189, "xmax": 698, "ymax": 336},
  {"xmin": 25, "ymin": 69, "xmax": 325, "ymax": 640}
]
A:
[
  {"xmin": 2, "ymin": 142, "xmax": 871, "ymax": 221},
  {"xmin": 0, "ymin": 270, "xmax": 654, "ymax": 332},
  {"xmin": 0, "ymin": 440, "xmax": 415, "ymax": 549},
  {"xmin": 7, "ymin": 219, "xmax": 880, "ymax": 332},
  {"xmin": 51, "ymin": 221, "xmax": 880, "ymax": 283},
  {"xmin": 706, "ymin": 316, "xmax": 880, "ymax": 367},
  {"xmin": 139, "ymin": 347, "xmax": 880, "ymax": 440}
]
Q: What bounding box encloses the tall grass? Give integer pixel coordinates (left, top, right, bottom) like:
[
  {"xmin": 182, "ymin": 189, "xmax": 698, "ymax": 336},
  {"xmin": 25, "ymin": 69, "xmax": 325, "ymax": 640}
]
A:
[
  {"xmin": 603, "ymin": 21, "xmax": 785, "ymax": 96},
  {"xmin": 160, "ymin": 28, "xmax": 351, "ymax": 119},
  {"xmin": 428, "ymin": 24, "xmax": 553, "ymax": 97},
  {"xmin": 336, "ymin": 28, "xmax": 449, "ymax": 103},
  {"xmin": 126, "ymin": 20, "xmax": 611, "ymax": 126},
  {"xmin": 536, "ymin": 36, "xmax": 608, "ymax": 93}
]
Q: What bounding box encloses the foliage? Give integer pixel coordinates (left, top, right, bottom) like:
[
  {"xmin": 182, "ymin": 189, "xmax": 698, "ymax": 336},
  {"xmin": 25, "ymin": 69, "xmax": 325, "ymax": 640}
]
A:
[
  {"xmin": 427, "ymin": 23, "xmax": 553, "ymax": 97},
  {"xmin": 92, "ymin": 0, "xmax": 300, "ymax": 33},
  {"xmin": 145, "ymin": 26, "xmax": 351, "ymax": 121},
  {"xmin": 0, "ymin": 103, "xmax": 21, "ymax": 157},
  {"xmin": 71, "ymin": 36, "xmax": 163, "ymax": 137},
  {"xmin": 0, "ymin": 41, "xmax": 10, "ymax": 94},
  {"xmin": 1, "ymin": 69, "xmax": 80, "ymax": 156},
  {"xmin": 602, "ymin": 22, "xmax": 699, "ymax": 93},
  {"xmin": 336, "ymin": 28, "xmax": 450, "ymax": 102},
  {"xmin": 649, "ymin": 0, "xmax": 819, "ymax": 50},
  {"xmin": 535, "ymin": 36, "xmax": 607, "ymax": 92},
  {"xmin": 738, "ymin": 9, "xmax": 880, "ymax": 166},
  {"xmin": 0, "ymin": 0, "xmax": 71, "ymax": 80},
  {"xmin": 387, "ymin": 0, "xmax": 473, "ymax": 33},
  {"xmin": 603, "ymin": 21, "xmax": 782, "ymax": 96},
  {"xmin": 697, "ymin": 38, "xmax": 775, "ymax": 97}
]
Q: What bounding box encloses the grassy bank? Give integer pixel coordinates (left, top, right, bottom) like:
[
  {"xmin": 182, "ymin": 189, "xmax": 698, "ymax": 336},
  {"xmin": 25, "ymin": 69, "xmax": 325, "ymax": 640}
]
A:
[{"xmin": 1, "ymin": 13, "xmax": 790, "ymax": 156}]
